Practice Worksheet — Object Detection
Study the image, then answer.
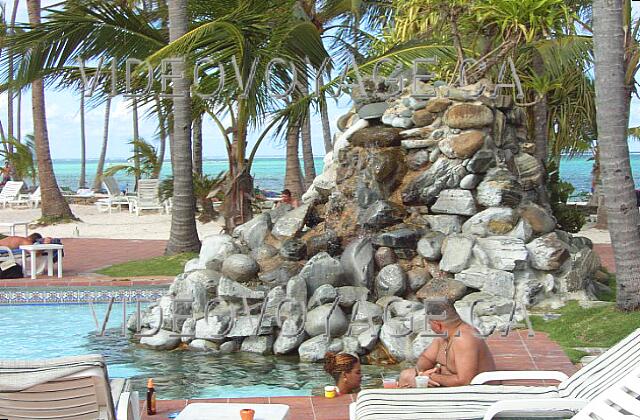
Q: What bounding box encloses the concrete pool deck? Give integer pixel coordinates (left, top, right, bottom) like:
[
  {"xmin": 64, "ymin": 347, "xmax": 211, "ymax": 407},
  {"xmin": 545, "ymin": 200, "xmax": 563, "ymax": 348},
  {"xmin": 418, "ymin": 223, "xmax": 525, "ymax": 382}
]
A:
[{"xmin": 139, "ymin": 330, "xmax": 578, "ymax": 420}]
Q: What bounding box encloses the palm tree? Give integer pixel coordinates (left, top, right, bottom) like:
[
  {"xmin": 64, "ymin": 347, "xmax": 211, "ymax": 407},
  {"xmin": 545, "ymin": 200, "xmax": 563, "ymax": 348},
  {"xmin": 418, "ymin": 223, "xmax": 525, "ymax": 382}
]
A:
[
  {"xmin": 7, "ymin": 0, "xmax": 18, "ymax": 156},
  {"xmin": 78, "ymin": 85, "xmax": 87, "ymax": 189},
  {"xmin": 593, "ymin": 0, "xmax": 640, "ymax": 311},
  {"xmin": 165, "ymin": 0, "xmax": 200, "ymax": 254},
  {"xmin": 26, "ymin": 0, "xmax": 76, "ymax": 221},
  {"xmin": 192, "ymin": 113, "xmax": 203, "ymax": 176},
  {"xmin": 93, "ymin": 95, "xmax": 112, "ymax": 191},
  {"xmin": 285, "ymin": 115, "xmax": 304, "ymax": 198}
]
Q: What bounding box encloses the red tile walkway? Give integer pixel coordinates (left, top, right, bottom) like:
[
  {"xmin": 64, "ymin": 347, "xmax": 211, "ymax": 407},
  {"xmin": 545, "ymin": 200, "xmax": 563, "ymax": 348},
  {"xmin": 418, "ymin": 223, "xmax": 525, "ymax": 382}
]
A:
[
  {"xmin": 0, "ymin": 238, "xmax": 174, "ymax": 287},
  {"xmin": 141, "ymin": 330, "xmax": 577, "ymax": 420}
]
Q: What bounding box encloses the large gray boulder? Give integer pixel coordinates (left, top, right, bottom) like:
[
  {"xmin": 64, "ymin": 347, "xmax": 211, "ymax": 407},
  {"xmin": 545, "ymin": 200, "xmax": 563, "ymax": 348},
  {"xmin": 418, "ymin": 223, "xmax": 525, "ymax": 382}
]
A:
[
  {"xmin": 341, "ymin": 238, "xmax": 375, "ymax": 289},
  {"xmin": 286, "ymin": 275, "xmax": 308, "ymax": 304},
  {"xmin": 375, "ymin": 264, "xmax": 407, "ymax": 297},
  {"xmin": 169, "ymin": 269, "xmax": 220, "ymax": 318},
  {"xmin": 308, "ymin": 284, "xmax": 338, "ymax": 310},
  {"xmin": 431, "ymin": 189, "xmax": 477, "ymax": 216},
  {"xmin": 199, "ymin": 234, "xmax": 240, "ymax": 271},
  {"xmin": 298, "ymin": 335, "xmax": 343, "ymax": 362},
  {"xmin": 217, "ymin": 277, "xmax": 265, "ymax": 300},
  {"xmin": 304, "ymin": 304, "xmax": 348, "ymax": 337},
  {"xmin": 462, "ymin": 207, "xmax": 518, "ymax": 237},
  {"xmin": 455, "ymin": 266, "xmax": 515, "ymax": 299},
  {"xmin": 233, "ymin": 213, "xmax": 272, "ymax": 250},
  {"xmin": 221, "ymin": 254, "xmax": 259, "ymax": 283},
  {"xmin": 336, "ymin": 286, "xmax": 370, "ymax": 308},
  {"xmin": 519, "ymin": 203, "xmax": 556, "ymax": 234},
  {"xmin": 439, "ymin": 234, "xmax": 475, "ymax": 273},
  {"xmin": 241, "ymin": 335, "xmax": 274, "ymax": 355},
  {"xmin": 139, "ymin": 329, "xmax": 181, "ymax": 350},
  {"xmin": 195, "ymin": 315, "xmax": 229, "ymax": 342},
  {"xmin": 476, "ymin": 167, "xmax": 523, "ymax": 208},
  {"xmin": 379, "ymin": 318, "xmax": 412, "ymax": 361},
  {"xmin": 424, "ymin": 215, "xmax": 463, "ymax": 235},
  {"xmin": 417, "ymin": 231, "xmax": 445, "ymax": 261},
  {"xmin": 526, "ymin": 232, "xmax": 570, "ymax": 271},
  {"xmin": 271, "ymin": 203, "xmax": 312, "ymax": 239},
  {"xmin": 476, "ymin": 236, "xmax": 528, "ymax": 271},
  {"xmin": 299, "ymin": 252, "xmax": 345, "ymax": 296},
  {"xmin": 274, "ymin": 318, "xmax": 307, "ymax": 354}
]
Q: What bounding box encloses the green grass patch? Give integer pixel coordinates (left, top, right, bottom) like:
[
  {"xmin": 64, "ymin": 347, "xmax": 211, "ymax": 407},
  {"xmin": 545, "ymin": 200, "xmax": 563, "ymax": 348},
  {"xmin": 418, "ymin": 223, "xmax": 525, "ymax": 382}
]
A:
[
  {"xmin": 96, "ymin": 252, "xmax": 198, "ymax": 277},
  {"xmin": 530, "ymin": 300, "xmax": 640, "ymax": 363}
]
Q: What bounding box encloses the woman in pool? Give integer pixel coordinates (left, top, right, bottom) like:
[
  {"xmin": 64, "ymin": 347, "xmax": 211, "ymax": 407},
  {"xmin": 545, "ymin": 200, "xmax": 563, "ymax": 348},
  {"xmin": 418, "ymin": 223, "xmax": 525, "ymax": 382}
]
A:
[{"xmin": 324, "ymin": 352, "xmax": 362, "ymax": 395}]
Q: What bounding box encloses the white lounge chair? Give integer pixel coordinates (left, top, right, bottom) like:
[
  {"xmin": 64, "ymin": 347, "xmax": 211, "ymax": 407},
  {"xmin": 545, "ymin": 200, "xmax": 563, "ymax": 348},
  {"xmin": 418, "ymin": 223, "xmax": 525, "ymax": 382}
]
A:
[
  {"xmin": 482, "ymin": 363, "xmax": 640, "ymax": 419},
  {"xmin": 127, "ymin": 179, "xmax": 164, "ymax": 216},
  {"xmin": 0, "ymin": 354, "xmax": 140, "ymax": 420},
  {"xmin": 351, "ymin": 328, "xmax": 640, "ymax": 419},
  {"xmin": 0, "ymin": 181, "xmax": 24, "ymax": 208},
  {"xmin": 95, "ymin": 176, "xmax": 129, "ymax": 213},
  {"xmin": 9, "ymin": 186, "xmax": 41, "ymax": 208}
]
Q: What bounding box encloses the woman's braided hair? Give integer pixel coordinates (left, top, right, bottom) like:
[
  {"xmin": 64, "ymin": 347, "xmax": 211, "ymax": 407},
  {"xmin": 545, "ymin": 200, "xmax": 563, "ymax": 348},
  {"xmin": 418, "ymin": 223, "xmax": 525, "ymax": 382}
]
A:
[{"xmin": 324, "ymin": 352, "xmax": 359, "ymax": 382}]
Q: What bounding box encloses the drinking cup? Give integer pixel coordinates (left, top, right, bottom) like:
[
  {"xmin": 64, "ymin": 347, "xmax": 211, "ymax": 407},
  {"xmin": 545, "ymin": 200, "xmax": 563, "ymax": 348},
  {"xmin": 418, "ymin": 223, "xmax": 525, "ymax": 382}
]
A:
[
  {"xmin": 415, "ymin": 375, "xmax": 430, "ymax": 388},
  {"xmin": 324, "ymin": 385, "xmax": 337, "ymax": 398},
  {"xmin": 382, "ymin": 376, "xmax": 398, "ymax": 389},
  {"xmin": 240, "ymin": 408, "xmax": 255, "ymax": 420}
]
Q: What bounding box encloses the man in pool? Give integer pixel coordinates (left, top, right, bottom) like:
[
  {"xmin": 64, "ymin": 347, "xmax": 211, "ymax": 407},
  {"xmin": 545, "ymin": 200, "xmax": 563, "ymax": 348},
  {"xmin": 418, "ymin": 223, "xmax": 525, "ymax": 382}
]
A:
[
  {"xmin": 0, "ymin": 233, "xmax": 51, "ymax": 249},
  {"xmin": 276, "ymin": 188, "xmax": 300, "ymax": 208},
  {"xmin": 398, "ymin": 300, "xmax": 496, "ymax": 388}
]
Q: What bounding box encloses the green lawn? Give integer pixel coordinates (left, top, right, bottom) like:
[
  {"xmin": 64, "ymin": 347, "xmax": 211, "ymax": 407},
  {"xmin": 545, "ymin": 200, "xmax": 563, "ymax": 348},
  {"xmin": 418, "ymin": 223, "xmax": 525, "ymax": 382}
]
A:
[
  {"xmin": 95, "ymin": 252, "xmax": 198, "ymax": 277},
  {"xmin": 530, "ymin": 276, "xmax": 640, "ymax": 363}
]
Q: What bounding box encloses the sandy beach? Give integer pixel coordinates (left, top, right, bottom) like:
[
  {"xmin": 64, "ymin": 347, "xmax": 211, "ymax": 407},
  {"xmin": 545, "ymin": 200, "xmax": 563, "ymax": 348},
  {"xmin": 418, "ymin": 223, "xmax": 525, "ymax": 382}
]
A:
[{"xmin": 0, "ymin": 204, "xmax": 225, "ymax": 240}]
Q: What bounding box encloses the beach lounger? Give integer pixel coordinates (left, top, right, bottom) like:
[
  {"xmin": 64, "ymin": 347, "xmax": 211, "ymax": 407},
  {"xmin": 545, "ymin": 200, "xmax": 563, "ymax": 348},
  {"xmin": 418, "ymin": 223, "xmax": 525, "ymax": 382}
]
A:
[
  {"xmin": 127, "ymin": 179, "xmax": 165, "ymax": 216},
  {"xmin": 350, "ymin": 328, "xmax": 640, "ymax": 420},
  {"xmin": 95, "ymin": 176, "xmax": 129, "ymax": 213},
  {"xmin": 9, "ymin": 186, "xmax": 41, "ymax": 208},
  {"xmin": 0, "ymin": 354, "xmax": 140, "ymax": 420},
  {"xmin": 0, "ymin": 181, "xmax": 24, "ymax": 208},
  {"xmin": 482, "ymin": 363, "xmax": 640, "ymax": 419}
]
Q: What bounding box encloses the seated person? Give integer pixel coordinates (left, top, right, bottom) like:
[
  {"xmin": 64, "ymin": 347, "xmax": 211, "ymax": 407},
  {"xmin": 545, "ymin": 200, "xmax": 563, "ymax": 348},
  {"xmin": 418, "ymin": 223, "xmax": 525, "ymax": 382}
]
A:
[
  {"xmin": 0, "ymin": 233, "xmax": 50, "ymax": 249},
  {"xmin": 399, "ymin": 300, "xmax": 496, "ymax": 388},
  {"xmin": 275, "ymin": 189, "xmax": 300, "ymax": 208},
  {"xmin": 324, "ymin": 352, "xmax": 362, "ymax": 395}
]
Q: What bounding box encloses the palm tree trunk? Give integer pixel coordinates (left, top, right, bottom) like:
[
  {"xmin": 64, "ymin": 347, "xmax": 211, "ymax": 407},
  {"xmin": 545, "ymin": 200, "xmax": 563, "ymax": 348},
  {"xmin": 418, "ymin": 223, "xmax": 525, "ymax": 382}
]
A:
[
  {"xmin": 78, "ymin": 87, "xmax": 87, "ymax": 189},
  {"xmin": 154, "ymin": 97, "xmax": 166, "ymax": 178},
  {"xmin": 132, "ymin": 97, "xmax": 140, "ymax": 185},
  {"xmin": 593, "ymin": 0, "xmax": 640, "ymax": 311},
  {"xmin": 165, "ymin": 0, "xmax": 200, "ymax": 254},
  {"xmin": 7, "ymin": 0, "xmax": 18, "ymax": 154},
  {"xmin": 192, "ymin": 113, "xmax": 203, "ymax": 176},
  {"xmin": 285, "ymin": 118, "xmax": 304, "ymax": 199},
  {"xmin": 16, "ymin": 90, "xmax": 21, "ymax": 143},
  {"xmin": 320, "ymin": 93, "xmax": 332, "ymax": 154},
  {"xmin": 93, "ymin": 96, "xmax": 111, "ymax": 191},
  {"xmin": 531, "ymin": 51, "xmax": 550, "ymax": 210},
  {"xmin": 300, "ymin": 81, "xmax": 316, "ymax": 189},
  {"xmin": 27, "ymin": 0, "xmax": 75, "ymax": 220}
]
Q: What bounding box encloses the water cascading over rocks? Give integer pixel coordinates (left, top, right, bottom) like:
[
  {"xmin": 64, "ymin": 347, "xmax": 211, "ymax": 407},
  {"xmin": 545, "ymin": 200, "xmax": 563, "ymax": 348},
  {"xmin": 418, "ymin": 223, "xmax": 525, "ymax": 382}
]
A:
[{"xmin": 129, "ymin": 80, "xmax": 606, "ymax": 364}]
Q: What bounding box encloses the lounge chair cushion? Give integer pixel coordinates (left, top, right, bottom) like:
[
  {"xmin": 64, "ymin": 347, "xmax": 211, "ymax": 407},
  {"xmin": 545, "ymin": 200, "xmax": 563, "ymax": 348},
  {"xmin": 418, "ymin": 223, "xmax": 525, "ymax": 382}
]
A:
[{"xmin": 355, "ymin": 386, "xmax": 560, "ymax": 420}]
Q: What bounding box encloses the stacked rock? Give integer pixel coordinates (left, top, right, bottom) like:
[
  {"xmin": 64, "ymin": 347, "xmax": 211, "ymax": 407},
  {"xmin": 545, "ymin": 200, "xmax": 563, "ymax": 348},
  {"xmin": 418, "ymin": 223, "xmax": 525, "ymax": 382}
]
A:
[{"xmin": 131, "ymin": 81, "xmax": 603, "ymax": 363}]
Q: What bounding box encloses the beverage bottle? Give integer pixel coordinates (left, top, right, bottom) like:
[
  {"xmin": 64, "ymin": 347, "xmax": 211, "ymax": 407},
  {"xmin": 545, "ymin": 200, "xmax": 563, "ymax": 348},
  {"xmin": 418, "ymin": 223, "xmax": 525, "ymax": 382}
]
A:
[{"xmin": 146, "ymin": 378, "xmax": 157, "ymax": 415}]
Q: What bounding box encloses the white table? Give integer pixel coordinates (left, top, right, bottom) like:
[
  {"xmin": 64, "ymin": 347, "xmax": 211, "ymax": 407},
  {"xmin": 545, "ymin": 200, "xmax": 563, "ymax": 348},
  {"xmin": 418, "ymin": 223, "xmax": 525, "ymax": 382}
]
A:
[
  {"xmin": 19, "ymin": 243, "xmax": 64, "ymax": 280},
  {"xmin": 0, "ymin": 221, "xmax": 29, "ymax": 236},
  {"xmin": 175, "ymin": 403, "xmax": 289, "ymax": 420}
]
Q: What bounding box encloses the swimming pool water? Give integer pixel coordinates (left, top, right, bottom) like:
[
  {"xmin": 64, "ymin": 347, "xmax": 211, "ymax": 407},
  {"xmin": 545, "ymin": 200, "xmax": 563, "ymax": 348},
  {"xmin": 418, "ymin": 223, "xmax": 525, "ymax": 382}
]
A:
[{"xmin": 0, "ymin": 301, "xmax": 400, "ymax": 399}]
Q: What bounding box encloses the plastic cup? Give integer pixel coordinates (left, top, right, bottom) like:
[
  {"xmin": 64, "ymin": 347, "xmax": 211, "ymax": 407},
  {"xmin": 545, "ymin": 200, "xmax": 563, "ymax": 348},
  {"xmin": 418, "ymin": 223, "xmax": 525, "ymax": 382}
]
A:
[
  {"xmin": 240, "ymin": 408, "xmax": 255, "ymax": 420},
  {"xmin": 324, "ymin": 385, "xmax": 337, "ymax": 398},
  {"xmin": 415, "ymin": 375, "xmax": 430, "ymax": 388},
  {"xmin": 382, "ymin": 376, "xmax": 398, "ymax": 389}
]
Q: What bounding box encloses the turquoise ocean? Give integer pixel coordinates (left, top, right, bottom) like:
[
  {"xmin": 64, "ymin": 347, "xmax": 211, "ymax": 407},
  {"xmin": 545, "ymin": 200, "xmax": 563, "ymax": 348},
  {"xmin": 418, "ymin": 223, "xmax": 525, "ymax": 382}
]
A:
[{"xmin": 49, "ymin": 154, "xmax": 640, "ymax": 199}]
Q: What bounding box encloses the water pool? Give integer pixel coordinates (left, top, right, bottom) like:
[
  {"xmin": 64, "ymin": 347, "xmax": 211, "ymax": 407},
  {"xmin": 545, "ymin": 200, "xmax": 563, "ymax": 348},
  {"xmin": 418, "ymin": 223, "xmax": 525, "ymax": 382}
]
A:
[{"xmin": 0, "ymin": 299, "xmax": 401, "ymax": 399}]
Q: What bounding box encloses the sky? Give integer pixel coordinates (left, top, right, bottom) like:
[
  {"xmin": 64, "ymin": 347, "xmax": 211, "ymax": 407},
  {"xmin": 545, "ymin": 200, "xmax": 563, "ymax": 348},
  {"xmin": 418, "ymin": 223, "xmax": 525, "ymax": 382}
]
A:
[{"xmin": 2, "ymin": 1, "xmax": 640, "ymax": 160}]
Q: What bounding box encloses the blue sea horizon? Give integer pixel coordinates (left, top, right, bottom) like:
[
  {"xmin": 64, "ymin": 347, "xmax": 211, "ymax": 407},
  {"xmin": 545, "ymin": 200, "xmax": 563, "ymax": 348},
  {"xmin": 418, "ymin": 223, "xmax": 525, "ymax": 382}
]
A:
[{"xmin": 47, "ymin": 154, "xmax": 640, "ymax": 199}]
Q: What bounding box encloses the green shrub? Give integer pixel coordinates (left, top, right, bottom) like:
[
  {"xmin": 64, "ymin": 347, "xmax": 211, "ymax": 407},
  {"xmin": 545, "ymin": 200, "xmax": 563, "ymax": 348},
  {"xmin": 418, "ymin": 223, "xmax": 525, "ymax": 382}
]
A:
[{"xmin": 547, "ymin": 160, "xmax": 586, "ymax": 233}]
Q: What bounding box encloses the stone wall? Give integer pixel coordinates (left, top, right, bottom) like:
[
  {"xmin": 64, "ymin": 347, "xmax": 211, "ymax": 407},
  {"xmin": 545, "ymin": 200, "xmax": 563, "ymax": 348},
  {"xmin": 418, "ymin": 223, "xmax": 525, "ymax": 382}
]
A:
[{"xmin": 130, "ymin": 81, "xmax": 603, "ymax": 363}]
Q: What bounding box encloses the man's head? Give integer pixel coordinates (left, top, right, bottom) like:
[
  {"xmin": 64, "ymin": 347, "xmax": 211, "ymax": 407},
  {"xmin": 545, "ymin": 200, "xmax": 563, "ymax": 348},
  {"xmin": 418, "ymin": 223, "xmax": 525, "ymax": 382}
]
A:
[
  {"xmin": 281, "ymin": 189, "xmax": 292, "ymax": 203},
  {"xmin": 27, "ymin": 233, "xmax": 43, "ymax": 243},
  {"xmin": 425, "ymin": 300, "xmax": 462, "ymax": 334}
]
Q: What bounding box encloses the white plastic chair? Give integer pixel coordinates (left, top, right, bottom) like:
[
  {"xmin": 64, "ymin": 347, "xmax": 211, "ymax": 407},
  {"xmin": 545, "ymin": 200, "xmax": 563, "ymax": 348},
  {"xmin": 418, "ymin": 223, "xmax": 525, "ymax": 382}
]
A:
[
  {"xmin": 95, "ymin": 176, "xmax": 129, "ymax": 213},
  {"xmin": 482, "ymin": 363, "xmax": 640, "ymax": 419},
  {"xmin": 0, "ymin": 181, "xmax": 24, "ymax": 208},
  {"xmin": 9, "ymin": 186, "xmax": 41, "ymax": 208},
  {"xmin": 0, "ymin": 354, "xmax": 140, "ymax": 420},
  {"xmin": 127, "ymin": 179, "xmax": 164, "ymax": 216}
]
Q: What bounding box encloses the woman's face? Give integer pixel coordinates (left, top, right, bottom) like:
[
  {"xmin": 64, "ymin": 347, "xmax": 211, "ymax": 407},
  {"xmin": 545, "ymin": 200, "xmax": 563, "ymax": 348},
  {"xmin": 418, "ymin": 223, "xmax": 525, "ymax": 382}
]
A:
[{"xmin": 344, "ymin": 362, "xmax": 362, "ymax": 390}]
